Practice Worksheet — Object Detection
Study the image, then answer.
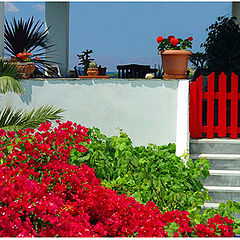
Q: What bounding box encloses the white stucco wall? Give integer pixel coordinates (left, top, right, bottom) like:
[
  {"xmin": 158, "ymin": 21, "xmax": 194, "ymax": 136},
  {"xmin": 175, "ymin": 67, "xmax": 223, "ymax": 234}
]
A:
[{"xmin": 0, "ymin": 78, "xmax": 189, "ymax": 148}]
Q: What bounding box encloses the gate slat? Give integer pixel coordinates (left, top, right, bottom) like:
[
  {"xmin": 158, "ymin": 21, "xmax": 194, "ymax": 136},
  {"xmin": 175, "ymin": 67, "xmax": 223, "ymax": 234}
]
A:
[
  {"xmin": 218, "ymin": 72, "xmax": 227, "ymax": 137},
  {"xmin": 189, "ymin": 81, "xmax": 197, "ymax": 138},
  {"xmin": 207, "ymin": 73, "xmax": 215, "ymax": 138},
  {"xmin": 230, "ymin": 73, "xmax": 238, "ymax": 139},
  {"xmin": 196, "ymin": 76, "xmax": 203, "ymax": 138}
]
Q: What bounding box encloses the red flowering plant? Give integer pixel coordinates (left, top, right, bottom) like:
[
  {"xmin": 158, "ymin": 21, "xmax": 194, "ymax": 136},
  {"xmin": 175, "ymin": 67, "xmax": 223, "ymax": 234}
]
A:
[
  {"xmin": 157, "ymin": 35, "xmax": 193, "ymax": 52},
  {"xmin": 0, "ymin": 120, "xmax": 236, "ymax": 237},
  {"xmin": 9, "ymin": 49, "xmax": 40, "ymax": 62}
]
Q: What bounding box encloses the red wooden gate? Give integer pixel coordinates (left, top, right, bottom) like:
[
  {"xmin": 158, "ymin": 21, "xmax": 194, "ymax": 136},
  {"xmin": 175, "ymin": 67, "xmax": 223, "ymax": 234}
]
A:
[{"xmin": 189, "ymin": 72, "xmax": 239, "ymax": 139}]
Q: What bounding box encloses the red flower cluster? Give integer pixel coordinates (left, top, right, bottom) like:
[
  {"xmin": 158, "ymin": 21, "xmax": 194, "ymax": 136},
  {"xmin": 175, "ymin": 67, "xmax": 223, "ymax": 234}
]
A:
[
  {"xmin": 0, "ymin": 121, "xmax": 235, "ymax": 237},
  {"xmin": 156, "ymin": 35, "xmax": 193, "ymax": 51},
  {"xmin": 170, "ymin": 37, "xmax": 179, "ymax": 46},
  {"xmin": 16, "ymin": 51, "xmax": 32, "ymax": 62},
  {"xmin": 157, "ymin": 36, "xmax": 163, "ymax": 43},
  {"xmin": 10, "ymin": 50, "xmax": 40, "ymax": 62},
  {"xmin": 194, "ymin": 214, "xmax": 234, "ymax": 237}
]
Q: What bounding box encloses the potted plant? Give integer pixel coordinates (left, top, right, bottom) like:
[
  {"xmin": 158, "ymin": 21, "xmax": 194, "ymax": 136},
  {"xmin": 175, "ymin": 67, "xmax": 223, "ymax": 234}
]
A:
[
  {"xmin": 87, "ymin": 62, "xmax": 99, "ymax": 76},
  {"xmin": 8, "ymin": 50, "xmax": 40, "ymax": 79},
  {"xmin": 156, "ymin": 35, "xmax": 193, "ymax": 79},
  {"xmin": 77, "ymin": 49, "xmax": 94, "ymax": 75},
  {"xmin": 4, "ymin": 17, "xmax": 56, "ymax": 77}
]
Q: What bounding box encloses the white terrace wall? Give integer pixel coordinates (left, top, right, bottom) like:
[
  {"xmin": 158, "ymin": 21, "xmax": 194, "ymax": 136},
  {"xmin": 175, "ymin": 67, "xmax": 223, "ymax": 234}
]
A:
[{"xmin": 0, "ymin": 78, "xmax": 189, "ymax": 154}]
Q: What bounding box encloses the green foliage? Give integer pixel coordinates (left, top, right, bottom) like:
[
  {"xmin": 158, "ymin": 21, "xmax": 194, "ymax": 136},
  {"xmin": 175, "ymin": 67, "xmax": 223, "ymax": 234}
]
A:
[
  {"xmin": 69, "ymin": 127, "xmax": 211, "ymax": 212},
  {"xmin": 0, "ymin": 106, "xmax": 64, "ymax": 131},
  {"xmin": 201, "ymin": 16, "xmax": 240, "ymax": 74},
  {"xmin": 0, "ymin": 58, "xmax": 19, "ymax": 79},
  {"xmin": 189, "ymin": 200, "xmax": 240, "ymax": 234},
  {"xmin": 189, "ymin": 52, "xmax": 208, "ymax": 69},
  {"xmin": 157, "ymin": 37, "xmax": 192, "ymax": 51},
  {"xmin": 0, "ymin": 58, "xmax": 23, "ymax": 94},
  {"xmin": 77, "ymin": 49, "xmax": 94, "ymax": 75},
  {"xmin": 164, "ymin": 222, "xmax": 180, "ymax": 237},
  {"xmin": 0, "ymin": 58, "xmax": 64, "ymax": 131},
  {"xmin": 89, "ymin": 62, "xmax": 97, "ymax": 68}
]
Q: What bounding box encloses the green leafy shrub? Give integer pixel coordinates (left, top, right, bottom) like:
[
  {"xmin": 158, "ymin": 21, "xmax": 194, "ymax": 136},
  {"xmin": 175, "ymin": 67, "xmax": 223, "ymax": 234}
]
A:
[
  {"xmin": 69, "ymin": 127, "xmax": 211, "ymax": 213},
  {"xmin": 201, "ymin": 16, "xmax": 240, "ymax": 74}
]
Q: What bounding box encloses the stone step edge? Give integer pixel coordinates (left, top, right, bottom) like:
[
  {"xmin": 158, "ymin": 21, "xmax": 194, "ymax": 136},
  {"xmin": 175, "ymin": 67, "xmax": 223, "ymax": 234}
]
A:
[
  {"xmin": 190, "ymin": 139, "xmax": 240, "ymax": 144},
  {"xmin": 190, "ymin": 153, "xmax": 240, "ymax": 160},
  {"xmin": 202, "ymin": 202, "xmax": 220, "ymax": 209},
  {"xmin": 204, "ymin": 186, "xmax": 240, "ymax": 192},
  {"xmin": 208, "ymin": 170, "xmax": 240, "ymax": 176}
]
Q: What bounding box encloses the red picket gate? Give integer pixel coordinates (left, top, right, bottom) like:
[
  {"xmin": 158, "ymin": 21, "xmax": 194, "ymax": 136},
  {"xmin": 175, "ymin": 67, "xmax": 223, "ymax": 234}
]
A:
[{"xmin": 189, "ymin": 72, "xmax": 239, "ymax": 139}]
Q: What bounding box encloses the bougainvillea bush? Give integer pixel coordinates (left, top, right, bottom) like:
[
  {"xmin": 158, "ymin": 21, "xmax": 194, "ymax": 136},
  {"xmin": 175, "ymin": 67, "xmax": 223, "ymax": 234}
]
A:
[{"xmin": 0, "ymin": 121, "xmax": 236, "ymax": 237}]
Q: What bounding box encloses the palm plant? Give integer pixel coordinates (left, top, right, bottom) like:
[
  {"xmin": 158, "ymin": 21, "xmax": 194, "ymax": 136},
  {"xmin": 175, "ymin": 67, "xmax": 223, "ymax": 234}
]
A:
[
  {"xmin": 0, "ymin": 106, "xmax": 63, "ymax": 131},
  {"xmin": 0, "ymin": 57, "xmax": 23, "ymax": 94},
  {"xmin": 4, "ymin": 17, "xmax": 57, "ymax": 76},
  {"xmin": 0, "ymin": 58, "xmax": 64, "ymax": 131}
]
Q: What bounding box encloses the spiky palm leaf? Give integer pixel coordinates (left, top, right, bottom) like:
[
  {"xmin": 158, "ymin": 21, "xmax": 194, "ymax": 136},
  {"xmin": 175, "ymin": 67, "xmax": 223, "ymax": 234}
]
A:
[
  {"xmin": 0, "ymin": 58, "xmax": 23, "ymax": 94},
  {"xmin": 0, "ymin": 57, "xmax": 19, "ymax": 79},
  {"xmin": 0, "ymin": 76, "xmax": 23, "ymax": 94},
  {"xmin": 4, "ymin": 17, "xmax": 57, "ymax": 76},
  {"xmin": 0, "ymin": 106, "xmax": 64, "ymax": 131},
  {"xmin": 4, "ymin": 17, "xmax": 53, "ymax": 56}
]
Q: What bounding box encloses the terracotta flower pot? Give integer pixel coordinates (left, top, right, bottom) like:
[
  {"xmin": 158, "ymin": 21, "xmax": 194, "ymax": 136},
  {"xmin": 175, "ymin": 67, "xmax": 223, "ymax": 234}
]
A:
[
  {"xmin": 12, "ymin": 62, "xmax": 35, "ymax": 79},
  {"xmin": 87, "ymin": 68, "xmax": 99, "ymax": 76},
  {"xmin": 159, "ymin": 50, "xmax": 192, "ymax": 79}
]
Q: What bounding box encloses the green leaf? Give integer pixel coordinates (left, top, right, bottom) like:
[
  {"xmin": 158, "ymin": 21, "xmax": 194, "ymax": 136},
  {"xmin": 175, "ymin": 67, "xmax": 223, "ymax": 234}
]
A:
[{"xmin": 0, "ymin": 106, "xmax": 64, "ymax": 131}]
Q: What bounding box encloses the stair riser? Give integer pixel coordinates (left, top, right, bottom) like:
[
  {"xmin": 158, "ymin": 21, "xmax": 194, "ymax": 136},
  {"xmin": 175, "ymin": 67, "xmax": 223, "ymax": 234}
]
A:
[
  {"xmin": 203, "ymin": 175, "xmax": 240, "ymax": 187},
  {"xmin": 190, "ymin": 142, "xmax": 240, "ymax": 154},
  {"xmin": 201, "ymin": 159, "xmax": 240, "ymax": 170},
  {"xmin": 209, "ymin": 159, "xmax": 240, "ymax": 170},
  {"xmin": 208, "ymin": 192, "xmax": 240, "ymax": 203}
]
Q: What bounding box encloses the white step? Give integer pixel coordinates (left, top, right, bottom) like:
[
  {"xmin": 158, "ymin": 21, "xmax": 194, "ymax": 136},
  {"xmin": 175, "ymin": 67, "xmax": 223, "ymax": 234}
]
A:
[
  {"xmin": 191, "ymin": 153, "xmax": 240, "ymax": 170},
  {"xmin": 191, "ymin": 153, "xmax": 240, "ymax": 160},
  {"xmin": 209, "ymin": 170, "xmax": 240, "ymax": 176},
  {"xmin": 190, "ymin": 139, "xmax": 240, "ymax": 154},
  {"xmin": 202, "ymin": 202, "xmax": 220, "ymax": 209},
  {"xmin": 191, "ymin": 139, "xmax": 240, "ymax": 144},
  {"xmin": 204, "ymin": 186, "xmax": 240, "ymax": 192}
]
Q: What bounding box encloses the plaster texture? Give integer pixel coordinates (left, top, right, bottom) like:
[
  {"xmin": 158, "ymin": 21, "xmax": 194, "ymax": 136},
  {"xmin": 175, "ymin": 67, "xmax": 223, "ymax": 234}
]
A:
[{"xmin": 1, "ymin": 78, "xmax": 181, "ymax": 147}]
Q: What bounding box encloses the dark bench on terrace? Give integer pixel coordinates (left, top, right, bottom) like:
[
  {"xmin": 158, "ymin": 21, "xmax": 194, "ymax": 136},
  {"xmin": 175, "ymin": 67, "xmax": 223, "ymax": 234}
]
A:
[{"xmin": 117, "ymin": 64, "xmax": 158, "ymax": 78}]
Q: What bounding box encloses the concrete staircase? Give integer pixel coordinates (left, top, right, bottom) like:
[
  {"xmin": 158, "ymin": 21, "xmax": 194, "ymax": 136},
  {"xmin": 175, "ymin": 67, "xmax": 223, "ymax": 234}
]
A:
[{"xmin": 190, "ymin": 139, "xmax": 240, "ymax": 209}]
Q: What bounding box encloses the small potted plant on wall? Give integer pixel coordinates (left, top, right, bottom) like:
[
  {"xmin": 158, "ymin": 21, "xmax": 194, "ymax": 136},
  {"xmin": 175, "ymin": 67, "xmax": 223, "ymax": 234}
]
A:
[
  {"xmin": 156, "ymin": 35, "xmax": 193, "ymax": 79},
  {"xmin": 87, "ymin": 62, "xmax": 99, "ymax": 76},
  {"xmin": 8, "ymin": 50, "xmax": 39, "ymax": 79}
]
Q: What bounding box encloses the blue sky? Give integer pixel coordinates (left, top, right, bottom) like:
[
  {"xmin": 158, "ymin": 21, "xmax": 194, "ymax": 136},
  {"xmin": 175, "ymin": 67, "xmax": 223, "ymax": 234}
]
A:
[{"xmin": 5, "ymin": 1, "xmax": 232, "ymax": 72}]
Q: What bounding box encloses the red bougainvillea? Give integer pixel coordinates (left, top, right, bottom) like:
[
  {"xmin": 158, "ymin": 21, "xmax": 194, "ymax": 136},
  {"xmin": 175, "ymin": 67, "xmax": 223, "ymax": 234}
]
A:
[{"xmin": 0, "ymin": 121, "xmax": 235, "ymax": 237}]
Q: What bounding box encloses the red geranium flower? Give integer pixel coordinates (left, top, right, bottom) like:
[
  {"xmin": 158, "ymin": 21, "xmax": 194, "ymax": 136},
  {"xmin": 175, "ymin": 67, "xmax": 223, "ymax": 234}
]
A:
[
  {"xmin": 35, "ymin": 57, "xmax": 40, "ymax": 61},
  {"xmin": 187, "ymin": 37, "xmax": 193, "ymax": 41},
  {"xmin": 16, "ymin": 53, "xmax": 23, "ymax": 58},
  {"xmin": 167, "ymin": 35, "xmax": 175, "ymax": 40},
  {"xmin": 157, "ymin": 36, "xmax": 163, "ymax": 43},
  {"xmin": 170, "ymin": 37, "xmax": 179, "ymax": 46}
]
